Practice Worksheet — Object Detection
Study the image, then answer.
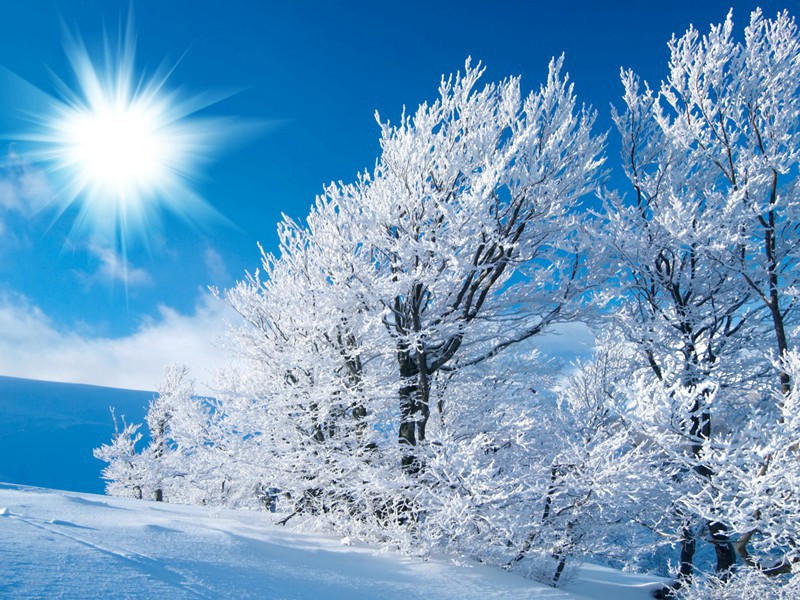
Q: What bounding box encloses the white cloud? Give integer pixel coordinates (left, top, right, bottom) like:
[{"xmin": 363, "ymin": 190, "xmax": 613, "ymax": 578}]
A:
[
  {"xmin": 76, "ymin": 243, "xmax": 153, "ymax": 288},
  {"xmin": 0, "ymin": 148, "xmax": 52, "ymax": 214},
  {"xmin": 0, "ymin": 148, "xmax": 53, "ymax": 238},
  {"xmin": 0, "ymin": 291, "xmax": 238, "ymax": 393},
  {"xmin": 203, "ymin": 246, "xmax": 230, "ymax": 286},
  {"xmin": 0, "ymin": 288, "xmax": 598, "ymax": 395}
]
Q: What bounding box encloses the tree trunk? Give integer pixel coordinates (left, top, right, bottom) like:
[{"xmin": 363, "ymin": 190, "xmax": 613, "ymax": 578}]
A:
[
  {"xmin": 508, "ymin": 465, "xmax": 560, "ymax": 566},
  {"xmin": 397, "ymin": 343, "xmax": 432, "ymax": 474},
  {"xmin": 398, "ymin": 380, "xmax": 420, "ymax": 473},
  {"xmin": 678, "ymin": 528, "xmax": 696, "ymax": 583},
  {"xmin": 652, "ymin": 531, "xmax": 695, "ymax": 599},
  {"xmin": 552, "ymin": 555, "xmax": 568, "ymax": 586},
  {"xmin": 768, "ymin": 300, "xmax": 792, "ymax": 397},
  {"xmin": 709, "ymin": 520, "xmax": 735, "ymax": 576},
  {"xmin": 687, "ymin": 387, "xmax": 735, "ymax": 575}
]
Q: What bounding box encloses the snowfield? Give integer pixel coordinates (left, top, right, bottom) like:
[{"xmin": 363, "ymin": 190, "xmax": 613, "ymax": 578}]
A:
[{"xmin": 0, "ymin": 483, "xmax": 666, "ymax": 599}]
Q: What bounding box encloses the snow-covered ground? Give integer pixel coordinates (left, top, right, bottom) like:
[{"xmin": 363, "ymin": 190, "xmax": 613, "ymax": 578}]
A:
[
  {"xmin": 0, "ymin": 377, "xmax": 669, "ymax": 598},
  {"xmin": 0, "ymin": 483, "xmax": 666, "ymax": 599}
]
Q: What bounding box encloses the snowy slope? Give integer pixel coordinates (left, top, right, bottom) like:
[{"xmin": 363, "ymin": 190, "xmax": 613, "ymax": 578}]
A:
[
  {"xmin": 0, "ymin": 483, "xmax": 667, "ymax": 600},
  {"xmin": 0, "ymin": 376, "xmax": 152, "ymax": 493}
]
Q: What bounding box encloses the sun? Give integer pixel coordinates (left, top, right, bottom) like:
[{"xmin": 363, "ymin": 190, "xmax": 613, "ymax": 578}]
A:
[
  {"xmin": 61, "ymin": 100, "xmax": 166, "ymax": 194},
  {"xmin": 9, "ymin": 16, "xmax": 235, "ymax": 249}
]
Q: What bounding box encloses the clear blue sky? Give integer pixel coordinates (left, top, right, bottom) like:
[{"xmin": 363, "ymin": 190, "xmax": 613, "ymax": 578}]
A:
[{"xmin": 0, "ymin": 0, "xmax": 790, "ymax": 389}]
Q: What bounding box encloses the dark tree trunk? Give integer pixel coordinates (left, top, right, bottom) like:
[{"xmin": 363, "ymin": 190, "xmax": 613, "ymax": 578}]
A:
[
  {"xmin": 768, "ymin": 300, "xmax": 792, "ymax": 396},
  {"xmin": 709, "ymin": 521, "xmax": 735, "ymax": 576},
  {"xmin": 552, "ymin": 555, "xmax": 568, "ymax": 586},
  {"xmin": 762, "ymin": 190, "xmax": 792, "ymax": 396},
  {"xmin": 686, "ymin": 381, "xmax": 735, "ymax": 576},
  {"xmin": 398, "ymin": 380, "xmax": 420, "ymax": 473},
  {"xmin": 397, "ymin": 341, "xmax": 432, "ymax": 474},
  {"xmin": 652, "ymin": 531, "xmax": 696, "ymax": 599},
  {"xmin": 679, "ymin": 530, "xmax": 696, "ymax": 582},
  {"xmin": 508, "ymin": 465, "xmax": 560, "ymax": 566}
]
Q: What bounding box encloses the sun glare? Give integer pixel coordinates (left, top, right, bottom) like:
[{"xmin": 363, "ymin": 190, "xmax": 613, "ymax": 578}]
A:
[
  {"xmin": 64, "ymin": 102, "xmax": 165, "ymax": 194},
  {"xmin": 8, "ymin": 16, "xmax": 235, "ymax": 250}
]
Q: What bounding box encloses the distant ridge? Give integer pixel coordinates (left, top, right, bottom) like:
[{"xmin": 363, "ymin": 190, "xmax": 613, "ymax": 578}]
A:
[{"xmin": 0, "ymin": 376, "xmax": 153, "ymax": 494}]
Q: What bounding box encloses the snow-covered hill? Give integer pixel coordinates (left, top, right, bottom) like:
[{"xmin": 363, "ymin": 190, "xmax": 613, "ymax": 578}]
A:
[
  {"xmin": 0, "ymin": 376, "xmax": 152, "ymax": 493},
  {"xmin": 0, "ymin": 483, "xmax": 666, "ymax": 599}
]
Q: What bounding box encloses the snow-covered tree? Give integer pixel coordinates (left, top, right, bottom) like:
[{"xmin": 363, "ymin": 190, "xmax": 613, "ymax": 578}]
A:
[
  {"xmin": 603, "ymin": 65, "xmax": 761, "ymax": 582},
  {"xmin": 358, "ymin": 57, "xmax": 605, "ymax": 472},
  {"xmin": 507, "ymin": 336, "xmax": 676, "ymax": 584},
  {"xmin": 679, "ymin": 349, "xmax": 800, "ymax": 590},
  {"xmin": 94, "ymin": 409, "xmax": 144, "ymax": 499},
  {"xmin": 211, "ymin": 57, "xmax": 606, "ymax": 563},
  {"xmin": 94, "ymin": 366, "xmax": 224, "ymax": 506},
  {"xmin": 218, "ymin": 198, "xmax": 400, "ymax": 529},
  {"xmin": 144, "ymin": 364, "xmax": 189, "ymax": 501},
  {"xmin": 655, "ymin": 9, "xmax": 800, "ymax": 394},
  {"xmin": 606, "ymin": 9, "xmax": 800, "ymax": 594}
]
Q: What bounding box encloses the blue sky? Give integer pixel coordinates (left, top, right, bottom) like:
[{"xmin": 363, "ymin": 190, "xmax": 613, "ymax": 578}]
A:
[{"xmin": 0, "ymin": 0, "xmax": 790, "ymax": 390}]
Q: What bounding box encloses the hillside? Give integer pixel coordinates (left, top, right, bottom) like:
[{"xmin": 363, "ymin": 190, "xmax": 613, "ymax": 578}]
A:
[
  {"xmin": 0, "ymin": 376, "xmax": 152, "ymax": 493},
  {"xmin": 0, "ymin": 483, "xmax": 666, "ymax": 599}
]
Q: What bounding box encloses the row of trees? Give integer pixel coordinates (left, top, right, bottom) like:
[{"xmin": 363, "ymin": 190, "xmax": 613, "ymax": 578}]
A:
[{"xmin": 95, "ymin": 9, "xmax": 800, "ymax": 598}]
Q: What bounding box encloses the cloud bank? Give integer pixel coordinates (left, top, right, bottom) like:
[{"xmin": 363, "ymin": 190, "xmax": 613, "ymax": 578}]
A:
[{"xmin": 0, "ymin": 291, "xmax": 237, "ymax": 392}]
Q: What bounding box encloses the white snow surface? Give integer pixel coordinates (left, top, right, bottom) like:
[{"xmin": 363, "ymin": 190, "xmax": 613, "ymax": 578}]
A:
[{"xmin": 0, "ymin": 483, "xmax": 666, "ymax": 599}]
